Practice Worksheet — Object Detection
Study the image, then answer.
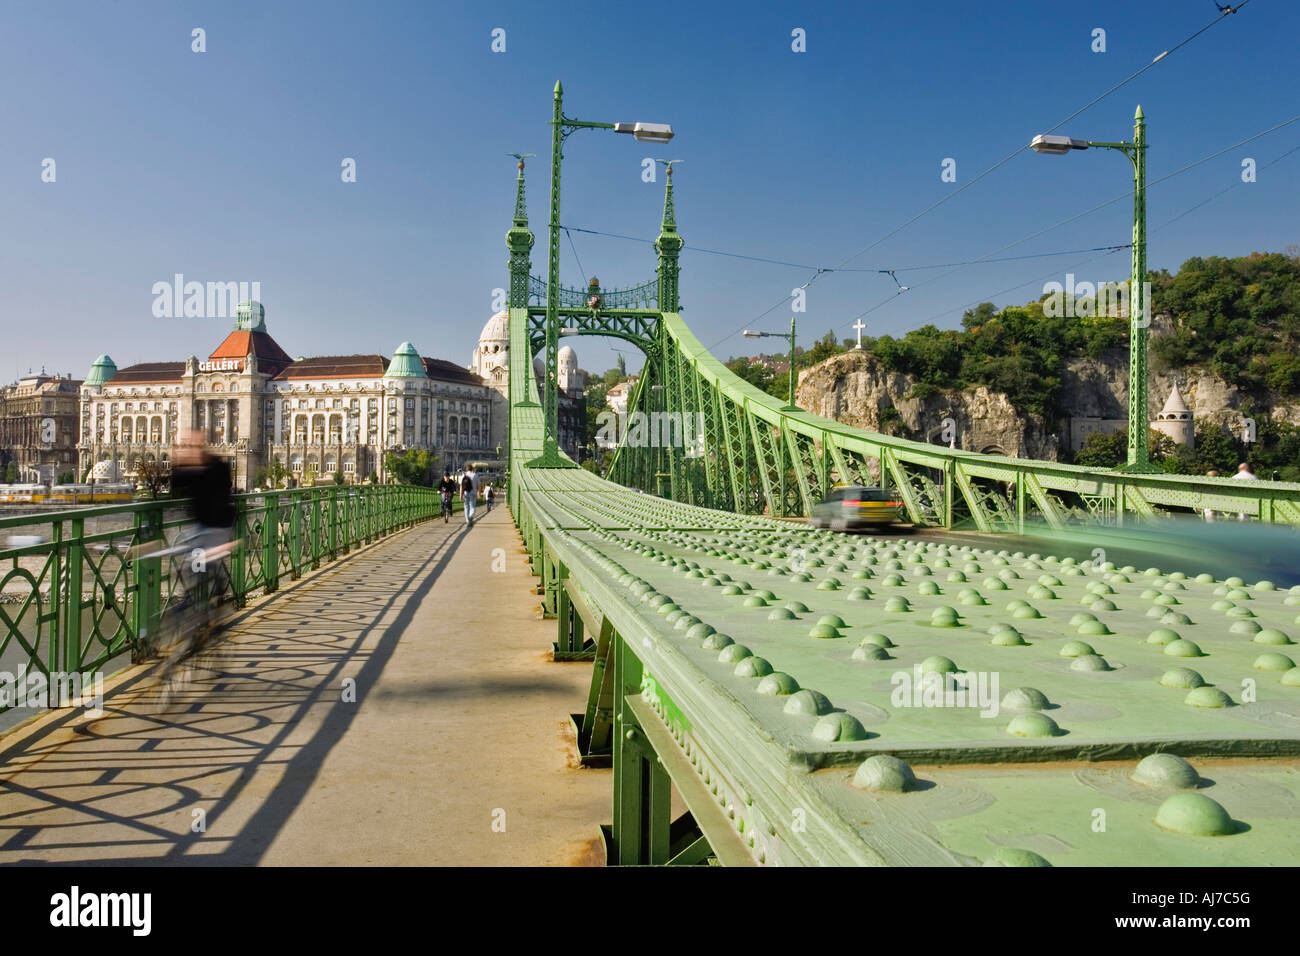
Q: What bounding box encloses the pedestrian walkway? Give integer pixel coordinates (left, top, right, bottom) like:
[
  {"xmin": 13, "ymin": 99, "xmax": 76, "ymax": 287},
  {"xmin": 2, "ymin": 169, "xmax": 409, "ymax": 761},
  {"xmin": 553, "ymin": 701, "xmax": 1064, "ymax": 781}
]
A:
[{"xmin": 0, "ymin": 508, "xmax": 609, "ymax": 866}]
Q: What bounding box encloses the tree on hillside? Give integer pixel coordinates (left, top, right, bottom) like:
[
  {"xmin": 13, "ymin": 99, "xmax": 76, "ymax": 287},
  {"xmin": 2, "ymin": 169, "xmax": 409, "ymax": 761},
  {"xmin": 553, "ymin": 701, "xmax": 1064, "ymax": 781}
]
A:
[
  {"xmin": 726, "ymin": 357, "xmax": 776, "ymax": 393},
  {"xmin": 1150, "ymin": 252, "xmax": 1300, "ymax": 395},
  {"xmin": 806, "ymin": 329, "xmax": 846, "ymax": 366}
]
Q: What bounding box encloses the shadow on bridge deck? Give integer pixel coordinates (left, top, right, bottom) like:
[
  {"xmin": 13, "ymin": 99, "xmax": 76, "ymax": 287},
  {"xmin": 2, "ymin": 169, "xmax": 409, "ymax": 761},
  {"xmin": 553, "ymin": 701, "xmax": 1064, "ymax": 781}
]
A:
[{"xmin": 0, "ymin": 510, "xmax": 607, "ymax": 866}]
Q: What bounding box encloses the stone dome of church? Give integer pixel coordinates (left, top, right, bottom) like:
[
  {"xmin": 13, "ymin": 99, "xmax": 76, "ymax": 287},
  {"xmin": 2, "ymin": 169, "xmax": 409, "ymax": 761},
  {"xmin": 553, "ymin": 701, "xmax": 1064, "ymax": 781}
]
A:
[{"xmin": 479, "ymin": 310, "xmax": 509, "ymax": 346}]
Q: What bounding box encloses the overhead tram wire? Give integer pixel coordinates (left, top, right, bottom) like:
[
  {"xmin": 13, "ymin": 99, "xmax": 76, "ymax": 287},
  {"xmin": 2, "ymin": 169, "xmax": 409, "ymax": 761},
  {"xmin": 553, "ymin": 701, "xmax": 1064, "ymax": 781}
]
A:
[
  {"xmin": 564, "ymin": 225, "xmax": 1132, "ymax": 274},
  {"xmin": 564, "ymin": 223, "xmax": 1128, "ymax": 347},
  {"xmin": 568, "ymin": 5, "xmax": 1260, "ymax": 354},
  {"xmin": 912, "ymin": 137, "xmax": 1300, "ymax": 328},
  {"xmin": 843, "ymin": 112, "xmax": 1300, "ymax": 331},
  {"xmin": 1151, "ymin": 140, "xmax": 1300, "ymax": 233},
  {"xmin": 562, "ymin": 226, "xmax": 588, "ymax": 285},
  {"xmin": 828, "ymin": 0, "xmax": 1256, "ymax": 272},
  {"xmin": 712, "ymin": 0, "xmax": 1257, "ymax": 350}
]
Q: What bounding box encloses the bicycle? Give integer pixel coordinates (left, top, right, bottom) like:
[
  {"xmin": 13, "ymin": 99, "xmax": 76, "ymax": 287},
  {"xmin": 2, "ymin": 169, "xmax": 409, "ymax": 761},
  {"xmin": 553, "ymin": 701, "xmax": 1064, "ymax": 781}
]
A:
[
  {"xmin": 133, "ymin": 528, "xmax": 240, "ymax": 706},
  {"xmin": 441, "ymin": 492, "xmax": 454, "ymax": 523}
]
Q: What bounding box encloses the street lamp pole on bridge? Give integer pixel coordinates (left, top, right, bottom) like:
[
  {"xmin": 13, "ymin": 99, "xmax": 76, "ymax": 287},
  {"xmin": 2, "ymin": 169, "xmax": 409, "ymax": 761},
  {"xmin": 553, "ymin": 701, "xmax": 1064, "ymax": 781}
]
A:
[
  {"xmin": 743, "ymin": 316, "xmax": 799, "ymax": 412},
  {"xmin": 527, "ymin": 81, "xmax": 674, "ymax": 469},
  {"xmin": 1031, "ymin": 105, "xmax": 1154, "ymax": 473}
]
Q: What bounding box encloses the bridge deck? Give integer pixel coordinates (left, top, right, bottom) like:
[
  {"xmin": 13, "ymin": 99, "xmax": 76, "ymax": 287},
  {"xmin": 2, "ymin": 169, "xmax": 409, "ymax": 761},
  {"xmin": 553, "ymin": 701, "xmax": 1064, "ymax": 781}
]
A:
[{"xmin": 0, "ymin": 510, "xmax": 607, "ymax": 866}]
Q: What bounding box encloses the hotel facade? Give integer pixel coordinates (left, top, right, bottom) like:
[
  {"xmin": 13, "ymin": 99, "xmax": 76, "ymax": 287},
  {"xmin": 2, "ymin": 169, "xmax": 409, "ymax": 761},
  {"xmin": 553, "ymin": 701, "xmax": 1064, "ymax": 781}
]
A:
[{"xmin": 78, "ymin": 301, "xmax": 505, "ymax": 489}]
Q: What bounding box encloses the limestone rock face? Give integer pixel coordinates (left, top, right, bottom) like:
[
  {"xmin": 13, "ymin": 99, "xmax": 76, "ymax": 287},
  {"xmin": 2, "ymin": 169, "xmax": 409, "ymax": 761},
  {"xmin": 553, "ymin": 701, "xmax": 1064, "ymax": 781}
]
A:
[
  {"xmin": 795, "ymin": 340, "xmax": 1300, "ymax": 461},
  {"xmin": 795, "ymin": 351, "xmax": 1058, "ymax": 460},
  {"xmin": 1063, "ymin": 348, "xmax": 1296, "ymax": 431}
]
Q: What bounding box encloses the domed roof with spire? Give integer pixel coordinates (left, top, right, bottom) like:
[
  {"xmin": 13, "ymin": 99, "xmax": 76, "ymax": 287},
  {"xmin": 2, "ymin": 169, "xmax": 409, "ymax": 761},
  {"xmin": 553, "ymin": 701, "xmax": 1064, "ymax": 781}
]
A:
[
  {"xmin": 384, "ymin": 341, "xmax": 429, "ymax": 378},
  {"xmin": 85, "ymin": 354, "xmax": 117, "ymax": 387}
]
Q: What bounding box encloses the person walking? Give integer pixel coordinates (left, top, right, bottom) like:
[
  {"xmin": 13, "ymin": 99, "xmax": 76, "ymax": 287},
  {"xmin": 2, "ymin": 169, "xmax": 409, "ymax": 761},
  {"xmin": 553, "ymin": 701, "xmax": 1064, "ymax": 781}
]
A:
[
  {"xmin": 461, "ymin": 466, "xmax": 478, "ymax": 528},
  {"xmin": 485, "ymin": 484, "xmax": 495, "ymax": 513},
  {"xmin": 438, "ymin": 470, "xmax": 457, "ymax": 523},
  {"xmin": 1233, "ymin": 461, "xmax": 1257, "ymax": 521},
  {"xmin": 1203, "ymin": 470, "xmax": 1219, "ymax": 522}
]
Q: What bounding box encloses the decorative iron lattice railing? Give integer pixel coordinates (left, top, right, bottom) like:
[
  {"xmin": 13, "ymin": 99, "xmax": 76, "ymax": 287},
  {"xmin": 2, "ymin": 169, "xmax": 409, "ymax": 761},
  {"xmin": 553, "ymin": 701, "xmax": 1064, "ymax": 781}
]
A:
[
  {"xmin": 528, "ymin": 274, "xmax": 659, "ymax": 311},
  {"xmin": 0, "ymin": 484, "xmax": 439, "ymax": 715}
]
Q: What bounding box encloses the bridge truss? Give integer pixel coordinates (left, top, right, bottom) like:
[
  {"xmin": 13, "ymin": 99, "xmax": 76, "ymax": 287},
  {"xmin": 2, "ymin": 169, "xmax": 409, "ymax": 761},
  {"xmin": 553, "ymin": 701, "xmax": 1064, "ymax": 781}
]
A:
[{"xmin": 505, "ymin": 148, "xmax": 1300, "ymax": 867}]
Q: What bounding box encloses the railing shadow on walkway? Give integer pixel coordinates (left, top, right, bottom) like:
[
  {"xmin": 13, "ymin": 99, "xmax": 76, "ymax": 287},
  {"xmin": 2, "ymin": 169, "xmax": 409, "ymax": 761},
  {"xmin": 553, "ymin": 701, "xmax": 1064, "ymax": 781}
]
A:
[{"xmin": 0, "ymin": 521, "xmax": 470, "ymax": 866}]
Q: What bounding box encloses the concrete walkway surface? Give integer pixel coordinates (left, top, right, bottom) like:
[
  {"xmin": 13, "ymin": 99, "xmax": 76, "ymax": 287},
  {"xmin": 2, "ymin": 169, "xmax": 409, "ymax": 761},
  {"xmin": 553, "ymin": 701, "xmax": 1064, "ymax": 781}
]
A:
[{"xmin": 0, "ymin": 507, "xmax": 609, "ymax": 866}]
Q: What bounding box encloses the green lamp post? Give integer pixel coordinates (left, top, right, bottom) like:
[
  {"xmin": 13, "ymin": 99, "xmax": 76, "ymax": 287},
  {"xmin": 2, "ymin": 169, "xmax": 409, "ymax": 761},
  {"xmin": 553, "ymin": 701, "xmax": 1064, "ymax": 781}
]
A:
[
  {"xmin": 527, "ymin": 81, "xmax": 674, "ymax": 468},
  {"xmin": 743, "ymin": 315, "xmax": 799, "ymax": 411},
  {"xmin": 1032, "ymin": 105, "xmax": 1154, "ymax": 473}
]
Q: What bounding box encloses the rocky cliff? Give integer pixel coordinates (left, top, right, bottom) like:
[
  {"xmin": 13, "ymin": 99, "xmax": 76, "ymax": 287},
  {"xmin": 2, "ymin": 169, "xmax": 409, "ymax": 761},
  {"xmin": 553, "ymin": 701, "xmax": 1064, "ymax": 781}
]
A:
[
  {"xmin": 794, "ymin": 350, "xmax": 1060, "ymax": 459},
  {"xmin": 796, "ymin": 335, "xmax": 1299, "ymax": 461}
]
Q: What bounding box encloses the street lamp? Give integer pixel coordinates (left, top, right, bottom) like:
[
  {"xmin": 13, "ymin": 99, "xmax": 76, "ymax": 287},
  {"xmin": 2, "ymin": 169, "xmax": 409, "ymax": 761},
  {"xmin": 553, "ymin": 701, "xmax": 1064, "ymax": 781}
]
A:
[
  {"xmin": 528, "ymin": 81, "xmax": 674, "ymax": 469},
  {"xmin": 1031, "ymin": 105, "xmax": 1154, "ymax": 472},
  {"xmin": 743, "ymin": 315, "xmax": 799, "ymax": 411}
]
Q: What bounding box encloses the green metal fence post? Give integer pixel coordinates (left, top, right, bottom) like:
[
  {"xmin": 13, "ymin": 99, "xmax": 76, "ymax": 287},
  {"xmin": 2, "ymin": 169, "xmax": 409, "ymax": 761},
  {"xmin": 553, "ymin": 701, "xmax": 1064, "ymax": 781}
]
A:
[
  {"xmin": 310, "ymin": 488, "xmax": 322, "ymax": 569},
  {"xmin": 232, "ymin": 498, "xmax": 248, "ymax": 608},
  {"xmin": 1016, "ymin": 472, "xmax": 1026, "ymax": 536},
  {"xmin": 50, "ymin": 520, "xmax": 64, "ymax": 673},
  {"xmin": 945, "ymin": 460, "xmax": 956, "ymax": 530},
  {"xmin": 264, "ymin": 492, "xmax": 280, "ymax": 593},
  {"xmin": 290, "ymin": 492, "xmax": 303, "ymax": 579},
  {"xmin": 328, "ymin": 485, "xmax": 339, "ymax": 559},
  {"xmin": 131, "ymin": 504, "xmax": 164, "ymax": 661},
  {"xmin": 65, "ymin": 517, "xmax": 84, "ymax": 674}
]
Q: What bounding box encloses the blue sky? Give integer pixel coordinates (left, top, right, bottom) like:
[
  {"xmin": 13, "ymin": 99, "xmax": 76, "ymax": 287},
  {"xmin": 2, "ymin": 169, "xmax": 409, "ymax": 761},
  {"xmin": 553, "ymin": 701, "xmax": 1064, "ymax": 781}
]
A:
[{"xmin": 2, "ymin": 0, "xmax": 1297, "ymax": 382}]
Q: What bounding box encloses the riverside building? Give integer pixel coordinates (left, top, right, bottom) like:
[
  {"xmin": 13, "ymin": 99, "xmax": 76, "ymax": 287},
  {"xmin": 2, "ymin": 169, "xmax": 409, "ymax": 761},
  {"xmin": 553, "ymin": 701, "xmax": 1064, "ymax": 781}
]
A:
[{"xmin": 78, "ymin": 301, "xmax": 499, "ymax": 488}]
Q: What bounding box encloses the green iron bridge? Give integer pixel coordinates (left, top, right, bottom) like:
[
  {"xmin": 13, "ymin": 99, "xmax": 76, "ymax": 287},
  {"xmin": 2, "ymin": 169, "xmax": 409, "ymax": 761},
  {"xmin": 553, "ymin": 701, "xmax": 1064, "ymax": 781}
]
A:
[
  {"xmin": 505, "ymin": 140, "xmax": 1300, "ymax": 865},
  {"xmin": 3, "ymin": 103, "xmax": 1300, "ymax": 867}
]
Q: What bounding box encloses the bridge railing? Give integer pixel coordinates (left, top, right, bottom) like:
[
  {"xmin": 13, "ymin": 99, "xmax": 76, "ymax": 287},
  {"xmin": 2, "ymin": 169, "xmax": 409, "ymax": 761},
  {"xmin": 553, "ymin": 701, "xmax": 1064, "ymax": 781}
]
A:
[
  {"xmin": 0, "ymin": 484, "xmax": 438, "ymax": 712},
  {"xmin": 603, "ymin": 313, "xmax": 1300, "ymax": 530}
]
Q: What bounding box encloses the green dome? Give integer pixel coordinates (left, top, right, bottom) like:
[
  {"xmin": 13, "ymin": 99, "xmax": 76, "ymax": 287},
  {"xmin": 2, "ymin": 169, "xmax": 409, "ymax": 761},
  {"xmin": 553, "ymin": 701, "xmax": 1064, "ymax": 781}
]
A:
[
  {"xmin": 85, "ymin": 354, "xmax": 117, "ymax": 387},
  {"xmin": 384, "ymin": 341, "xmax": 428, "ymax": 378},
  {"xmin": 235, "ymin": 300, "xmax": 266, "ymax": 332}
]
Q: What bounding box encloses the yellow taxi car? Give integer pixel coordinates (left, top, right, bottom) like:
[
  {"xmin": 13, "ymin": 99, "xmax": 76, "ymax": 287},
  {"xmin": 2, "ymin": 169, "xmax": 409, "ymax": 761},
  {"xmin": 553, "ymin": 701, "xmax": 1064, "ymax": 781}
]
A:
[{"xmin": 809, "ymin": 485, "xmax": 906, "ymax": 530}]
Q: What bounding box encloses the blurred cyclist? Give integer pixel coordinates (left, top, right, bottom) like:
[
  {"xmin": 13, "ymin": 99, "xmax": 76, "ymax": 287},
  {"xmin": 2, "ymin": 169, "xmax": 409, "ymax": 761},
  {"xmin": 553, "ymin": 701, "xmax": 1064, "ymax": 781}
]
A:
[
  {"xmin": 153, "ymin": 430, "xmax": 239, "ymax": 690},
  {"xmin": 169, "ymin": 429, "xmax": 236, "ymax": 552},
  {"xmin": 438, "ymin": 470, "xmax": 457, "ymax": 523}
]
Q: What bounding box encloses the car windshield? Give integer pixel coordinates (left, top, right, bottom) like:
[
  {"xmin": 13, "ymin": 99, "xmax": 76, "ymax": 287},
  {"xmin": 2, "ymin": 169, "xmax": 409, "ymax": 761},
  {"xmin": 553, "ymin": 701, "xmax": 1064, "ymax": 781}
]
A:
[{"xmin": 829, "ymin": 487, "xmax": 893, "ymax": 501}]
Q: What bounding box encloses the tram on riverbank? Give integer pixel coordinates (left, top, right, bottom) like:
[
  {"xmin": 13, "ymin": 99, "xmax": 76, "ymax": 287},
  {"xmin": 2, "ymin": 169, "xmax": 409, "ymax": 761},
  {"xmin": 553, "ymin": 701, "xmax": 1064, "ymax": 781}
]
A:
[{"xmin": 0, "ymin": 483, "xmax": 135, "ymax": 504}]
